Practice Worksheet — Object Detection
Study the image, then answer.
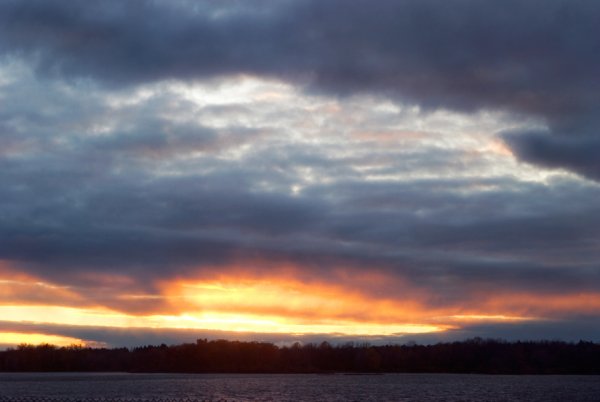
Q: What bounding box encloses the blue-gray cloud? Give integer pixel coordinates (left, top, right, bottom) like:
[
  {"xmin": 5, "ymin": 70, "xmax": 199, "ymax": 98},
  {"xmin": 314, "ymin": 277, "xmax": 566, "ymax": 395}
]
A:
[
  {"xmin": 1, "ymin": 0, "xmax": 599, "ymax": 178},
  {"xmin": 1, "ymin": 68, "xmax": 599, "ymax": 307},
  {"xmin": 504, "ymin": 130, "xmax": 600, "ymax": 180}
]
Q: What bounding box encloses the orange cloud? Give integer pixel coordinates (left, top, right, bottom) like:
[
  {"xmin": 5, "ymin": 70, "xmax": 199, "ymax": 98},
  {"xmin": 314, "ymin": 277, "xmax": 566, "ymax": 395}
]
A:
[
  {"xmin": 161, "ymin": 275, "xmax": 439, "ymax": 327},
  {"xmin": 2, "ymin": 259, "xmax": 599, "ymax": 342},
  {"xmin": 0, "ymin": 278, "xmax": 82, "ymax": 306},
  {"xmin": 479, "ymin": 292, "xmax": 600, "ymax": 317},
  {"xmin": 0, "ymin": 263, "xmax": 84, "ymax": 307}
]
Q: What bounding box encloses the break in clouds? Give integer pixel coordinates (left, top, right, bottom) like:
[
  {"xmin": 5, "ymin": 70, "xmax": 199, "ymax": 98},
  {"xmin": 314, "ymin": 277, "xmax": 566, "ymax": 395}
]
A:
[{"xmin": 1, "ymin": 0, "xmax": 600, "ymax": 344}]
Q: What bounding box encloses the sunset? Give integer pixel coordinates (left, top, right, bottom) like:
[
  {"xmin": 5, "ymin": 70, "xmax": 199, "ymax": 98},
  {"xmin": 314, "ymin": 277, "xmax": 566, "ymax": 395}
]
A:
[{"xmin": 1, "ymin": 0, "xmax": 600, "ymax": 360}]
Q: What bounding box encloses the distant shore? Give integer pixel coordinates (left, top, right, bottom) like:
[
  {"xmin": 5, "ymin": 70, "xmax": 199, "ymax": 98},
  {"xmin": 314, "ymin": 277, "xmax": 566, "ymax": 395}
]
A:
[{"xmin": 1, "ymin": 338, "xmax": 599, "ymax": 374}]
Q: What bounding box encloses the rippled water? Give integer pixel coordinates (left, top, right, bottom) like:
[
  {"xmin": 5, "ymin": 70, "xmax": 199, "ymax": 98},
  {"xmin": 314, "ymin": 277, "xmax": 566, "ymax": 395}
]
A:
[{"xmin": 0, "ymin": 372, "xmax": 599, "ymax": 402}]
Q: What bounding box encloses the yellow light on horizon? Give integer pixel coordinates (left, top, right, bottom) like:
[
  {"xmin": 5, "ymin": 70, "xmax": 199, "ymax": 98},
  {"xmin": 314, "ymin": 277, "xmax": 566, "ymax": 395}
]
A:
[
  {"xmin": 0, "ymin": 304, "xmax": 448, "ymax": 337},
  {"xmin": 0, "ymin": 332, "xmax": 103, "ymax": 348},
  {"xmin": 152, "ymin": 311, "xmax": 449, "ymax": 335},
  {"xmin": 3, "ymin": 269, "xmax": 597, "ymax": 342}
]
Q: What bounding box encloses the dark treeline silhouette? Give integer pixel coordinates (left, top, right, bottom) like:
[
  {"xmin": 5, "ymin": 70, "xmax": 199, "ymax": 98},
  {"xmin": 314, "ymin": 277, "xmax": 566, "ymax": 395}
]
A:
[{"xmin": 1, "ymin": 338, "xmax": 599, "ymax": 374}]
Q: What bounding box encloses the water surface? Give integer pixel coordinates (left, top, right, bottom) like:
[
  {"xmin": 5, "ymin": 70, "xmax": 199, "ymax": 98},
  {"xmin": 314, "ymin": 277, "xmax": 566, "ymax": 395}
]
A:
[{"xmin": 0, "ymin": 372, "xmax": 599, "ymax": 401}]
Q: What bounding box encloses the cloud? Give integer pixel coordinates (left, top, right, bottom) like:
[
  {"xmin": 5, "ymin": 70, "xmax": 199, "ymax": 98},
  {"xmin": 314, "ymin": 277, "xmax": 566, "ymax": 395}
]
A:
[
  {"xmin": 1, "ymin": 0, "xmax": 599, "ymax": 178},
  {"xmin": 1, "ymin": 4, "xmax": 600, "ymax": 342},
  {"xmin": 0, "ymin": 64, "xmax": 599, "ymax": 303},
  {"xmin": 4, "ymin": 314, "xmax": 600, "ymax": 348},
  {"xmin": 415, "ymin": 315, "xmax": 600, "ymax": 344},
  {"xmin": 504, "ymin": 130, "xmax": 600, "ymax": 180}
]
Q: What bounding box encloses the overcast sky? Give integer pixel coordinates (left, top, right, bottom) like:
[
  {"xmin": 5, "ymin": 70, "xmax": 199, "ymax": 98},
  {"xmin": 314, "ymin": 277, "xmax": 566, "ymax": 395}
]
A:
[{"xmin": 1, "ymin": 0, "xmax": 600, "ymax": 348}]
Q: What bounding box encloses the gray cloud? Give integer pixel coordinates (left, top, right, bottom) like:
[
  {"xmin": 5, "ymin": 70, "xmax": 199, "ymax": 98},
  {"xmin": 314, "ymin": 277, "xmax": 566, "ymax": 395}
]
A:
[
  {"xmin": 1, "ymin": 73, "xmax": 600, "ymax": 304},
  {"xmin": 1, "ymin": 0, "xmax": 599, "ymax": 178},
  {"xmin": 405, "ymin": 315, "xmax": 600, "ymax": 344},
  {"xmin": 504, "ymin": 130, "xmax": 600, "ymax": 180}
]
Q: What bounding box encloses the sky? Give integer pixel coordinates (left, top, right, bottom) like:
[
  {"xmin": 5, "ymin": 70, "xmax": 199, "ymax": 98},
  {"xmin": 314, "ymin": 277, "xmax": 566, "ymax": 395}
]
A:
[{"xmin": 1, "ymin": 0, "xmax": 600, "ymax": 349}]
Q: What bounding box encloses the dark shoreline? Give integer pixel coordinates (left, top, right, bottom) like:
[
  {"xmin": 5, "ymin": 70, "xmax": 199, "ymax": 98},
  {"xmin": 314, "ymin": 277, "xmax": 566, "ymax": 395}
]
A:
[{"xmin": 2, "ymin": 338, "xmax": 599, "ymax": 375}]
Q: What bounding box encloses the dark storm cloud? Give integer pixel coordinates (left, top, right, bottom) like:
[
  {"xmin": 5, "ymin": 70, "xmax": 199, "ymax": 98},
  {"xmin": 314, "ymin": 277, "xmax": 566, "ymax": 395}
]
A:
[
  {"xmin": 0, "ymin": 0, "xmax": 599, "ymax": 178},
  {"xmin": 504, "ymin": 130, "xmax": 600, "ymax": 180}
]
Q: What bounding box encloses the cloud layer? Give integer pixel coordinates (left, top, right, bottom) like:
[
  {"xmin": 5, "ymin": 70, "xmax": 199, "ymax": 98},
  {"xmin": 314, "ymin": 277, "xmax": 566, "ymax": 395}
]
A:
[
  {"xmin": 1, "ymin": 0, "xmax": 599, "ymax": 179},
  {"xmin": 0, "ymin": 0, "xmax": 599, "ymax": 346}
]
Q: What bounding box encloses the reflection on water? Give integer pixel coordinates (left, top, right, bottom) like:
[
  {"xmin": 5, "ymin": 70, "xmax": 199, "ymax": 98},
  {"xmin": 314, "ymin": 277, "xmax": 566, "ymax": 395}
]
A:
[{"xmin": 0, "ymin": 373, "xmax": 599, "ymax": 402}]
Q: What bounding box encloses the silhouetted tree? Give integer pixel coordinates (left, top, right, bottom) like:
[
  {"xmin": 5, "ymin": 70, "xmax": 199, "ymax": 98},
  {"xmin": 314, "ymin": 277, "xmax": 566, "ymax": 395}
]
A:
[{"xmin": 1, "ymin": 338, "xmax": 599, "ymax": 374}]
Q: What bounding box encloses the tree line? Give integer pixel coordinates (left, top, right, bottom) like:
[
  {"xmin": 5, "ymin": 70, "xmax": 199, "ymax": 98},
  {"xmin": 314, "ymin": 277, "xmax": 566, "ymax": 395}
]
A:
[{"xmin": 1, "ymin": 338, "xmax": 599, "ymax": 374}]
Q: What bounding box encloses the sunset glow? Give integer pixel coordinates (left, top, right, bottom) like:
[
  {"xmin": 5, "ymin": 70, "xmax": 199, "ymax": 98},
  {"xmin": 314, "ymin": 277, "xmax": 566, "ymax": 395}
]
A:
[
  {"xmin": 3, "ymin": 266, "xmax": 600, "ymax": 347},
  {"xmin": 0, "ymin": 332, "xmax": 102, "ymax": 348}
]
